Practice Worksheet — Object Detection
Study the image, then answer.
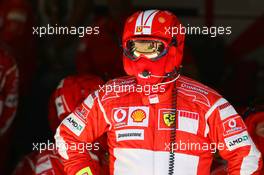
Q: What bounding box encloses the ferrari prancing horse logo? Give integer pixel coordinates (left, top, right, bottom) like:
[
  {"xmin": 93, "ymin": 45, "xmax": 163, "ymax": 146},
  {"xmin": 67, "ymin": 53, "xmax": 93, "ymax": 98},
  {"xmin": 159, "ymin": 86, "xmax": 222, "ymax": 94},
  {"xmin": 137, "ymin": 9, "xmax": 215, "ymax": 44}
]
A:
[
  {"xmin": 136, "ymin": 26, "xmax": 142, "ymax": 32},
  {"xmin": 136, "ymin": 25, "xmax": 150, "ymax": 33},
  {"xmin": 163, "ymin": 112, "xmax": 176, "ymax": 127}
]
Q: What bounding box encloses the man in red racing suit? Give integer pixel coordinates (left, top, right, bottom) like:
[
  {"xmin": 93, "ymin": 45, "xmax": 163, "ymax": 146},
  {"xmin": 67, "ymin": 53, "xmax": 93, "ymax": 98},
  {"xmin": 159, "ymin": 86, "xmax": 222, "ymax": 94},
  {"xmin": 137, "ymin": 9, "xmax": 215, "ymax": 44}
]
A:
[
  {"xmin": 12, "ymin": 149, "xmax": 65, "ymax": 175},
  {"xmin": 13, "ymin": 74, "xmax": 108, "ymax": 175},
  {"xmin": 0, "ymin": 45, "xmax": 19, "ymax": 174},
  {"xmin": 0, "ymin": 0, "xmax": 36, "ymax": 95},
  {"xmin": 0, "ymin": 46, "xmax": 18, "ymax": 143},
  {"xmin": 48, "ymin": 74, "xmax": 105, "ymax": 134},
  {"xmin": 48, "ymin": 74, "xmax": 109, "ymax": 175},
  {"xmin": 55, "ymin": 10, "xmax": 263, "ymax": 175}
]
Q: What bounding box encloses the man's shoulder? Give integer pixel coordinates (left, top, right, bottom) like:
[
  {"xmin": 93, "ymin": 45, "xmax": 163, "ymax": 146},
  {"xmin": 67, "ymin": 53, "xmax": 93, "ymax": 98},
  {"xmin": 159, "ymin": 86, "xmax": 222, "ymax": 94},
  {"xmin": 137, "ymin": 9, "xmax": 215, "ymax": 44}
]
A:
[{"xmin": 177, "ymin": 76, "xmax": 222, "ymax": 108}]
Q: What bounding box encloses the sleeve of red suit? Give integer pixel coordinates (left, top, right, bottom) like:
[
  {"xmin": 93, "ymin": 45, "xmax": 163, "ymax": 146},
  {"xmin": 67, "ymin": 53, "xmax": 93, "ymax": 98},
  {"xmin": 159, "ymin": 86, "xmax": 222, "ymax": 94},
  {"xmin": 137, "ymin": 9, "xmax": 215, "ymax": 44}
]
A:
[
  {"xmin": 55, "ymin": 90, "xmax": 110, "ymax": 175},
  {"xmin": 0, "ymin": 55, "xmax": 19, "ymax": 136},
  {"xmin": 207, "ymin": 98, "xmax": 263, "ymax": 174}
]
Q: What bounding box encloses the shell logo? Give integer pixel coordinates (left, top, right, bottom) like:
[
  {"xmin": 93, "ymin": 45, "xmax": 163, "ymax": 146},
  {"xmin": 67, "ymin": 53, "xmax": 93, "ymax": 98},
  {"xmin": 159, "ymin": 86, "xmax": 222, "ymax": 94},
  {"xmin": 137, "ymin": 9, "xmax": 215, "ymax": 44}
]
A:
[{"xmin": 131, "ymin": 109, "xmax": 146, "ymax": 122}]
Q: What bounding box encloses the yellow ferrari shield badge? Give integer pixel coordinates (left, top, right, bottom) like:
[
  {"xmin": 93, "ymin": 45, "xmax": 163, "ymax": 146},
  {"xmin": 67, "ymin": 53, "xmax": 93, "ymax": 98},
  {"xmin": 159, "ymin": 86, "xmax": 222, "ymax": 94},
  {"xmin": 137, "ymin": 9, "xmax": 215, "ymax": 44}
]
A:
[{"xmin": 163, "ymin": 112, "xmax": 176, "ymax": 127}]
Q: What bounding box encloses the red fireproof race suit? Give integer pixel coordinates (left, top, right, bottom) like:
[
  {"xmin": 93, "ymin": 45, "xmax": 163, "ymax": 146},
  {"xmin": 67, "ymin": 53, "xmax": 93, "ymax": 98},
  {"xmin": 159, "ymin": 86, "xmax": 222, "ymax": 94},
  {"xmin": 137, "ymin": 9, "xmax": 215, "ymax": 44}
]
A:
[
  {"xmin": 211, "ymin": 164, "xmax": 228, "ymax": 175},
  {"xmin": 0, "ymin": 47, "xmax": 19, "ymax": 174},
  {"xmin": 0, "ymin": 47, "xmax": 18, "ymax": 137},
  {"xmin": 13, "ymin": 149, "xmax": 108, "ymax": 175},
  {"xmin": 49, "ymin": 74, "xmax": 109, "ymax": 175},
  {"xmin": 0, "ymin": 0, "xmax": 36, "ymax": 95},
  {"xmin": 55, "ymin": 75, "xmax": 263, "ymax": 175},
  {"xmin": 48, "ymin": 74, "xmax": 105, "ymax": 133},
  {"xmin": 13, "ymin": 74, "xmax": 109, "ymax": 175},
  {"xmin": 12, "ymin": 149, "xmax": 65, "ymax": 175}
]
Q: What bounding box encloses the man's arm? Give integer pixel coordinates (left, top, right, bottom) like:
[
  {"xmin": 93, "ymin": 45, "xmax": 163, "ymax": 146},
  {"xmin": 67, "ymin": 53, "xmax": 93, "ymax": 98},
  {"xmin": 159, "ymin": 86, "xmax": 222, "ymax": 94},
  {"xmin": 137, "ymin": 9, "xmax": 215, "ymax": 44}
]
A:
[
  {"xmin": 0, "ymin": 62, "xmax": 19, "ymax": 136},
  {"xmin": 207, "ymin": 98, "xmax": 263, "ymax": 175},
  {"xmin": 55, "ymin": 91, "xmax": 110, "ymax": 175}
]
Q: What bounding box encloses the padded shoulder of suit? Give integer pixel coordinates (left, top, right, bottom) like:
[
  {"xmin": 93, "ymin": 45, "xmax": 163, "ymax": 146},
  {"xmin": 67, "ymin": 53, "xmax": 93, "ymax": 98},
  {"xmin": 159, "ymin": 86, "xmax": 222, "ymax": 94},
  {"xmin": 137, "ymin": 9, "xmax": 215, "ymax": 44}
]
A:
[{"xmin": 177, "ymin": 76, "xmax": 222, "ymax": 109}]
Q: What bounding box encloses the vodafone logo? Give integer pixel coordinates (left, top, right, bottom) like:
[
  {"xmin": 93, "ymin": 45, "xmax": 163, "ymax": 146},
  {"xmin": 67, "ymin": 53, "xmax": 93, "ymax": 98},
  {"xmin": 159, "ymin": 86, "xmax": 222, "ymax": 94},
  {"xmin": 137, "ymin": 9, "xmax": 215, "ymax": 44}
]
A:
[
  {"xmin": 112, "ymin": 106, "xmax": 149, "ymax": 128},
  {"xmin": 223, "ymin": 116, "xmax": 246, "ymax": 136},
  {"xmin": 228, "ymin": 119, "xmax": 237, "ymax": 128},
  {"xmin": 114, "ymin": 109, "xmax": 127, "ymax": 123}
]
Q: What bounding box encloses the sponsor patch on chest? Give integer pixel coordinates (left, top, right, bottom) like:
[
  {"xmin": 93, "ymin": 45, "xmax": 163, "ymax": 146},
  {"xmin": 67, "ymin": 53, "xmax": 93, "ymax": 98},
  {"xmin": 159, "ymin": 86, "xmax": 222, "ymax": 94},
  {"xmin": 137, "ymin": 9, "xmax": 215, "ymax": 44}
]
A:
[
  {"xmin": 158, "ymin": 109, "xmax": 199, "ymax": 134},
  {"xmin": 116, "ymin": 129, "xmax": 144, "ymax": 142},
  {"xmin": 111, "ymin": 106, "xmax": 149, "ymax": 128}
]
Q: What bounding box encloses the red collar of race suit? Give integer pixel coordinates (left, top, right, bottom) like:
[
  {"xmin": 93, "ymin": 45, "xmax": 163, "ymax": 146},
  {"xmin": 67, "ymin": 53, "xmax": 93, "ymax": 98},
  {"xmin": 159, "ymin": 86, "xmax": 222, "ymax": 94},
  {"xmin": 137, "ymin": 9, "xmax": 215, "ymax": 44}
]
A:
[
  {"xmin": 128, "ymin": 75, "xmax": 180, "ymax": 105},
  {"xmin": 101, "ymin": 74, "xmax": 180, "ymax": 105}
]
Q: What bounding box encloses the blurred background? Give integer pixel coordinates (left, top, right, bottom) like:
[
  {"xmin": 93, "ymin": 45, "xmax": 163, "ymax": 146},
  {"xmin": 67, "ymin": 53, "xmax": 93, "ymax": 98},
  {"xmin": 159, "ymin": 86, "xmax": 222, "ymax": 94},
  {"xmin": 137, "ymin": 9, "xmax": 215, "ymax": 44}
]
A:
[{"xmin": 0, "ymin": 0, "xmax": 263, "ymax": 174}]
